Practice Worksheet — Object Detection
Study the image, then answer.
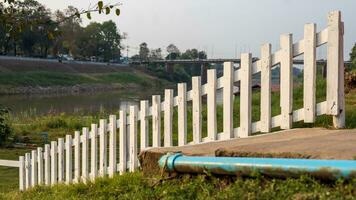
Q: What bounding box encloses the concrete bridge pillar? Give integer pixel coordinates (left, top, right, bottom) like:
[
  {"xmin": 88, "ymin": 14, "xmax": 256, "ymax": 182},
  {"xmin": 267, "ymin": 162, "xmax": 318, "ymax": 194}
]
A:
[
  {"xmin": 200, "ymin": 63, "xmax": 209, "ymax": 84},
  {"xmin": 165, "ymin": 63, "xmax": 174, "ymax": 73}
]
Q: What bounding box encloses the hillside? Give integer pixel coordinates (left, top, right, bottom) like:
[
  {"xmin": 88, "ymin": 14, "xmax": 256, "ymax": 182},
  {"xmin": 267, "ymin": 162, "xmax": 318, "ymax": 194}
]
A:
[{"xmin": 0, "ymin": 57, "xmax": 170, "ymax": 94}]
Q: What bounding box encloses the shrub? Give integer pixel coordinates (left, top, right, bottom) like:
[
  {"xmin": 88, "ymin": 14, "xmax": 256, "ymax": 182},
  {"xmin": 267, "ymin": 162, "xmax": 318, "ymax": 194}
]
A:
[{"xmin": 0, "ymin": 105, "xmax": 12, "ymax": 146}]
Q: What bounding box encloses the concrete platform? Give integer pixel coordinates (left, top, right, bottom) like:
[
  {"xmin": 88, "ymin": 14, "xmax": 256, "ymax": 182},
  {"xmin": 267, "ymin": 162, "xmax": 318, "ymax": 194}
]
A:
[{"xmin": 139, "ymin": 128, "xmax": 356, "ymax": 174}]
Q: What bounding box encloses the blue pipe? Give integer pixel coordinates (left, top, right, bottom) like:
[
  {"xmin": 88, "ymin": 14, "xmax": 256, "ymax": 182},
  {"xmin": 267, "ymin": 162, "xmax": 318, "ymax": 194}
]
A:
[{"xmin": 159, "ymin": 153, "xmax": 356, "ymax": 180}]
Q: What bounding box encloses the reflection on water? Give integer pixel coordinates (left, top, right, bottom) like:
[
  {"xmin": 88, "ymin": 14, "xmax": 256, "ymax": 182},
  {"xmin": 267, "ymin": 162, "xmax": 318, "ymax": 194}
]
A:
[{"xmin": 0, "ymin": 90, "xmax": 160, "ymax": 116}]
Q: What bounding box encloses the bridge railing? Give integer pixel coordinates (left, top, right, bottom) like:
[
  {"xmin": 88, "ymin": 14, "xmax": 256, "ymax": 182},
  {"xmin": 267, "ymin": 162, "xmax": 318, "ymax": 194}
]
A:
[{"xmin": 17, "ymin": 10, "xmax": 345, "ymax": 191}]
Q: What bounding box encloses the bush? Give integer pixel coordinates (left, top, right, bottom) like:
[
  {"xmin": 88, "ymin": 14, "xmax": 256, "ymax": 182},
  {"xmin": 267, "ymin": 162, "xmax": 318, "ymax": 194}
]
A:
[{"xmin": 0, "ymin": 105, "xmax": 12, "ymax": 146}]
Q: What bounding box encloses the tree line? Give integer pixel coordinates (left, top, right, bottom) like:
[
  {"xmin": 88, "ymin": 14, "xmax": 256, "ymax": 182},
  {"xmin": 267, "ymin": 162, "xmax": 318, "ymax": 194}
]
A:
[{"xmin": 0, "ymin": 0, "xmax": 123, "ymax": 62}]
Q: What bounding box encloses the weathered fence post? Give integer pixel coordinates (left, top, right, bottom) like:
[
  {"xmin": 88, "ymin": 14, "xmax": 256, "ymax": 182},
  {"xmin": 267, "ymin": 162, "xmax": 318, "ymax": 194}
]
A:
[
  {"xmin": 192, "ymin": 76, "xmax": 202, "ymax": 144},
  {"xmin": 25, "ymin": 153, "xmax": 31, "ymax": 189},
  {"xmin": 99, "ymin": 119, "xmax": 107, "ymax": 177},
  {"xmin": 240, "ymin": 53, "xmax": 252, "ymax": 138},
  {"xmin": 44, "ymin": 144, "xmax": 50, "ymax": 185},
  {"xmin": 223, "ymin": 62, "xmax": 234, "ymax": 139},
  {"xmin": 65, "ymin": 135, "xmax": 72, "ymax": 184},
  {"xmin": 119, "ymin": 110, "xmax": 127, "ymax": 174},
  {"xmin": 19, "ymin": 156, "xmax": 25, "ymax": 191},
  {"xmin": 304, "ymin": 23, "xmax": 317, "ymax": 123},
  {"xmin": 207, "ymin": 69, "xmax": 217, "ymax": 141},
  {"xmin": 178, "ymin": 83, "xmax": 187, "ymax": 146},
  {"xmin": 82, "ymin": 128, "xmax": 89, "ymax": 183},
  {"xmin": 108, "ymin": 115, "xmax": 117, "ymax": 177},
  {"xmin": 58, "ymin": 138, "xmax": 64, "ymax": 183},
  {"xmin": 129, "ymin": 106, "xmax": 138, "ymax": 172},
  {"xmin": 91, "ymin": 124, "xmax": 98, "ymax": 181},
  {"xmin": 37, "ymin": 147, "xmax": 44, "ymax": 185},
  {"xmin": 327, "ymin": 10, "xmax": 345, "ymax": 128},
  {"xmin": 280, "ymin": 34, "xmax": 293, "ymax": 129},
  {"xmin": 260, "ymin": 44, "xmax": 272, "ymax": 132},
  {"xmin": 74, "ymin": 131, "xmax": 80, "ymax": 183},
  {"xmin": 31, "ymin": 150, "xmax": 37, "ymax": 186},
  {"xmin": 152, "ymin": 95, "xmax": 161, "ymax": 147},
  {"xmin": 50, "ymin": 141, "xmax": 57, "ymax": 185},
  {"xmin": 164, "ymin": 89, "xmax": 174, "ymax": 147},
  {"xmin": 140, "ymin": 100, "xmax": 149, "ymax": 150}
]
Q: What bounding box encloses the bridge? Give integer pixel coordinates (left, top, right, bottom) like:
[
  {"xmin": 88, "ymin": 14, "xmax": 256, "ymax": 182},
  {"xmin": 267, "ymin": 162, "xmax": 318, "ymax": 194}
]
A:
[{"xmin": 131, "ymin": 58, "xmax": 352, "ymax": 83}]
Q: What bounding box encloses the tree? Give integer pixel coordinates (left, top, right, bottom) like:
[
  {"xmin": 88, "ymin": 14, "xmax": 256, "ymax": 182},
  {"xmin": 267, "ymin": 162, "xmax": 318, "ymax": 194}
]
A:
[
  {"xmin": 139, "ymin": 42, "xmax": 149, "ymax": 61},
  {"xmin": 149, "ymin": 48, "xmax": 162, "ymax": 60},
  {"xmin": 351, "ymin": 43, "xmax": 356, "ymax": 70},
  {"xmin": 0, "ymin": 105, "xmax": 11, "ymax": 146},
  {"xmin": 166, "ymin": 44, "xmax": 180, "ymax": 60},
  {"xmin": 101, "ymin": 20, "xmax": 122, "ymax": 61}
]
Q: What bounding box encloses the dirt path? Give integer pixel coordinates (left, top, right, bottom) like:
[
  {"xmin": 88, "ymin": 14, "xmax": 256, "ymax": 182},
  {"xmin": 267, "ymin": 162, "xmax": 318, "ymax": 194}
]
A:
[{"xmin": 144, "ymin": 128, "xmax": 356, "ymax": 160}]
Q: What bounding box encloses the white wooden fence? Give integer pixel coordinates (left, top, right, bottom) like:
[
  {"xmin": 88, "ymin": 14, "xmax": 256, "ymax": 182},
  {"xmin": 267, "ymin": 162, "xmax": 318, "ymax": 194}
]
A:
[{"xmin": 17, "ymin": 11, "xmax": 345, "ymax": 191}]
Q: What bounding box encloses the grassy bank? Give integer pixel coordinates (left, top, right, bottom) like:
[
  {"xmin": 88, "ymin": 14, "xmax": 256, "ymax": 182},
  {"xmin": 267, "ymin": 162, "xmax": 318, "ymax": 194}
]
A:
[{"xmin": 1, "ymin": 173, "xmax": 355, "ymax": 200}]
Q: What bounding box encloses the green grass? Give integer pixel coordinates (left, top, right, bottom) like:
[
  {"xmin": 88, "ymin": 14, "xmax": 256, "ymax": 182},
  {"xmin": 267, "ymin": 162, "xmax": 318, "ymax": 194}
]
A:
[
  {"xmin": 0, "ymin": 71, "xmax": 163, "ymax": 88},
  {"xmin": 1, "ymin": 173, "xmax": 355, "ymax": 200}
]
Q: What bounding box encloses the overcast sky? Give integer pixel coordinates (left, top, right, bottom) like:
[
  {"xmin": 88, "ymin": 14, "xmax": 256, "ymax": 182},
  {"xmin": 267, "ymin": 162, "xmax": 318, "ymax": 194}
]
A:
[{"xmin": 38, "ymin": 0, "xmax": 356, "ymax": 59}]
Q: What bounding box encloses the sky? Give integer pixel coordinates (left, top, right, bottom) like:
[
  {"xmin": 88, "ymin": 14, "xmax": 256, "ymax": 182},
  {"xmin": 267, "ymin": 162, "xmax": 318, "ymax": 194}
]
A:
[{"xmin": 37, "ymin": 0, "xmax": 356, "ymax": 59}]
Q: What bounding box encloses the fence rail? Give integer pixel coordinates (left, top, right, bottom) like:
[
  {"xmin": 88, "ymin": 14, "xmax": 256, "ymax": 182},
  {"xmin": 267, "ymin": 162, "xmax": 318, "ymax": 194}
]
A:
[{"xmin": 16, "ymin": 11, "xmax": 345, "ymax": 191}]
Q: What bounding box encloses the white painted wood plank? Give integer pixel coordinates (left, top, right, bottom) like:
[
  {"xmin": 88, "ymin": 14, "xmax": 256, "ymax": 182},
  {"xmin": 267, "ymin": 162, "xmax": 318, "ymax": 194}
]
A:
[
  {"xmin": 58, "ymin": 138, "xmax": 64, "ymax": 183},
  {"xmin": 140, "ymin": 100, "xmax": 149, "ymax": 150},
  {"xmin": 304, "ymin": 23, "xmax": 317, "ymax": 123},
  {"xmin": 108, "ymin": 115, "xmax": 117, "ymax": 177},
  {"xmin": 65, "ymin": 135, "xmax": 72, "ymax": 184},
  {"xmin": 90, "ymin": 124, "xmax": 98, "ymax": 181},
  {"xmin": 260, "ymin": 43, "xmax": 272, "ymax": 133},
  {"xmin": 280, "ymin": 34, "xmax": 293, "ymax": 129},
  {"xmin": 31, "ymin": 150, "xmax": 37, "ymax": 186},
  {"xmin": 207, "ymin": 69, "xmax": 217, "ymax": 141},
  {"xmin": 240, "ymin": 53, "xmax": 252, "ymax": 138},
  {"xmin": 99, "ymin": 119, "xmax": 107, "ymax": 177},
  {"xmin": 74, "ymin": 131, "xmax": 80, "ymax": 183},
  {"xmin": 25, "ymin": 153, "xmax": 31, "ymax": 189},
  {"xmin": 223, "ymin": 62, "xmax": 234, "ymax": 139},
  {"xmin": 50, "ymin": 141, "xmax": 57, "ymax": 185},
  {"xmin": 152, "ymin": 95, "xmax": 161, "ymax": 147},
  {"xmin": 37, "ymin": 147, "xmax": 43, "ymax": 185},
  {"xmin": 293, "ymin": 39, "xmax": 305, "ymax": 57},
  {"xmin": 327, "ymin": 11, "xmax": 341, "ymax": 116},
  {"xmin": 293, "ymin": 108, "xmax": 305, "ymax": 122},
  {"xmin": 19, "ymin": 156, "xmax": 25, "ymax": 191},
  {"xmin": 178, "ymin": 83, "xmax": 187, "ymax": 146},
  {"xmin": 0, "ymin": 159, "xmax": 19, "ymax": 167},
  {"xmin": 44, "ymin": 144, "xmax": 50, "ymax": 186},
  {"xmin": 316, "ymin": 28, "xmax": 328, "ymax": 47},
  {"xmin": 129, "ymin": 106, "xmax": 138, "ymax": 172},
  {"xmin": 164, "ymin": 89, "xmax": 174, "ymax": 147},
  {"xmin": 82, "ymin": 128, "xmax": 89, "ymax": 183},
  {"xmin": 192, "ymin": 76, "xmax": 202, "ymax": 144},
  {"xmin": 271, "ymin": 115, "xmax": 281, "ymax": 129},
  {"xmin": 119, "ymin": 110, "xmax": 127, "ymax": 174},
  {"xmin": 316, "ymin": 101, "xmax": 327, "ymax": 116}
]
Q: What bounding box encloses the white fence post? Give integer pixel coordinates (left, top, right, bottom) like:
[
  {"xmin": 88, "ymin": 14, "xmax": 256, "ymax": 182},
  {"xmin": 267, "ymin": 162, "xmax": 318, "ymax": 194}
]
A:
[
  {"xmin": 99, "ymin": 119, "xmax": 107, "ymax": 177},
  {"xmin": 19, "ymin": 156, "xmax": 25, "ymax": 191},
  {"xmin": 140, "ymin": 100, "xmax": 149, "ymax": 150},
  {"xmin": 280, "ymin": 34, "xmax": 293, "ymax": 129},
  {"xmin": 44, "ymin": 144, "xmax": 50, "ymax": 186},
  {"xmin": 327, "ymin": 10, "xmax": 345, "ymax": 128},
  {"xmin": 260, "ymin": 43, "xmax": 272, "ymax": 132},
  {"xmin": 58, "ymin": 138, "xmax": 64, "ymax": 183},
  {"xmin": 90, "ymin": 124, "xmax": 98, "ymax": 181},
  {"xmin": 129, "ymin": 106, "xmax": 138, "ymax": 172},
  {"xmin": 223, "ymin": 62, "xmax": 234, "ymax": 139},
  {"xmin": 178, "ymin": 83, "xmax": 187, "ymax": 146},
  {"xmin": 82, "ymin": 128, "xmax": 89, "ymax": 183},
  {"xmin": 152, "ymin": 95, "xmax": 161, "ymax": 147},
  {"xmin": 108, "ymin": 115, "xmax": 117, "ymax": 177},
  {"xmin": 50, "ymin": 141, "xmax": 57, "ymax": 185},
  {"xmin": 37, "ymin": 147, "xmax": 44, "ymax": 185},
  {"xmin": 119, "ymin": 110, "xmax": 127, "ymax": 174},
  {"xmin": 164, "ymin": 89, "xmax": 174, "ymax": 147},
  {"xmin": 25, "ymin": 153, "xmax": 31, "ymax": 189},
  {"xmin": 65, "ymin": 135, "xmax": 72, "ymax": 184},
  {"xmin": 304, "ymin": 23, "xmax": 317, "ymax": 123},
  {"xmin": 31, "ymin": 150, "xmax": 37, "ymax": 186},
  {"xmin": 74, "ymin": 131, "xmax": 80, "ymax": 183},
  {"xmin": 240, "ymin": 53, "xmax": 252, "ymax": 138},
  {"xmin": 207, "ymin": 69, "xmax": 217, "ymax": 141},
  {"xmin": 192, "ymin": 76, "xmax": 202, "ymax": 144}
]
